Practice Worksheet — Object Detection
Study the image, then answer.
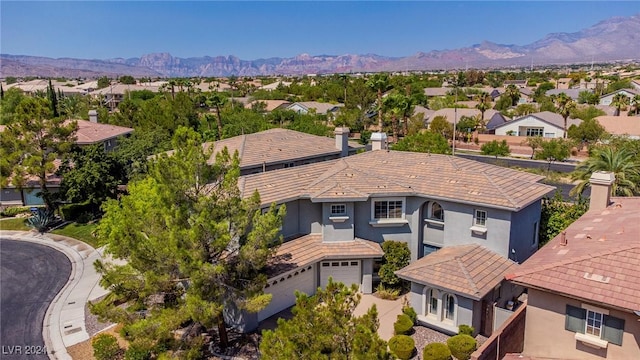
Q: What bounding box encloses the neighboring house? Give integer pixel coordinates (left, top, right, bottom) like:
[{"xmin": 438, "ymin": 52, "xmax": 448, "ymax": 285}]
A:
[
  {"xmin": 91, "ymin": 83, "xmax": 163, "ymax": 110},
  {"xmin": 485, "ymin": 112, "xmax": 511, "ymax": 133},
  {"xmin": 556, "ymin": 78, "xmax": 572, "ymax": 90},
  {"xmin": 508, "ymin": 172, "xmax": 640, "ymax": 360},
  {"xmin": 517, "ymin": 87, "xmax": 535, "ymax": 104},
  {"xmin": 504, "ymin": 80, "xmax": 527, "ymax": 88},
  {"xmin": 0, "ymin": 115, "xmax": 133, "ymax": 206},
  {"xmin": 424, "ymin": 87, "xmax": 450, "ymax": 97},
  {"xmin": 259, "ymin": 81, "xmax": 292, "ymax": 91},
  {"xmin": 413, "ymin": 105, "xmax": 435, "ymax": 125},
  {"xmin": 595, "ymin": 116, "xmax": 640, "ymax": 139},
  {"xmin": 494, "ymin": 111, "xmax": 581, "ymax": 138},
  {"xmin": 397, "ymin": 244, "xmax": 522, "ymax": 337},
  {"xmin": 546, "ymin": 88, "xmax": 587, "ymax": 101},
  {"xmin": 233, "ymin": 144, "xmax": 554, "ymax": 331},
  {"xmin": 245, "ymin": 100, "xmax": 291, "ymax": 112},
  {"xmin": 286, "ymin": 101, "xmax": 344, "ymax": 115},
  {"xmin": 199, "ymin": 127, "xmax": 362, "ymax": 175},
  {"xmin": 489, "ymin": 89, "xmax": 501, "ymax": 100},
  {"xmin": 427, "ymin": 108, "xmax": 500, "ymax": 126},
  {"xmin": 599, "ymin": 88, "xmax": 639, "ymax": 106},
  {"xmin": 632, "ymin": 80, "xmax": 640, "ymax": 92}
]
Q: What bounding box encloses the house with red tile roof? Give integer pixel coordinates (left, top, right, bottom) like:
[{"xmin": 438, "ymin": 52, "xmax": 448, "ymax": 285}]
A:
[
  {"xmin": 232, "ymin": 138, "xmax": 554, "ymax": 331},
  {"xmin": 507, "ymin": 172, "xmax": 640, "ymax": 360}
]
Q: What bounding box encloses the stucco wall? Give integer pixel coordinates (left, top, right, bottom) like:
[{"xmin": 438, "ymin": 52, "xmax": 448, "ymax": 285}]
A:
[
  {"xmin": 508, "ymin": 200, "xmax": 542, "ymax": 263},
  {"xmin": 409, "ymin": 282, "xmax": 476, "ymax": 334},
  {"xmin": 523, "ymin": 288, "xmax": 640, "ymax": 360},
  {"xmin": 495, "ymin": 116, "xmax": 563, "ymax": 138},
  {"xmin": 322, "ymin": 202, "xmax": 354, "ymax": 241},
  {"xmin": 279, "ymin": 200, "xmax": 322, "ymax": 238}
]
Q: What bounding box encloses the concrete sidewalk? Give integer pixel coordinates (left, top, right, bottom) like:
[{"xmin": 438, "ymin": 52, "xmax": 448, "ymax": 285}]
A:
[
  {"xmin": 353, "ymin": 294, "xmax": 405, "ymax": 340},
  {"xmin": 1, "ymin": 230, "xmax": 108, "ymax": 360}
]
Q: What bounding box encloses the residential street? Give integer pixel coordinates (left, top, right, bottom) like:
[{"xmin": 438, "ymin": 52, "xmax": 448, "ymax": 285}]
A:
[{"xmin": 0, "ymin": 239, "xmax": 71, "ymax": 360}]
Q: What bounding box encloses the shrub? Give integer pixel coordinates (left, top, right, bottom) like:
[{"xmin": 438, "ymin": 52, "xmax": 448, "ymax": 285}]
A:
[
  {"xmin": 423, "ymin": 342, "xmax": 452, "ymax": 360},
  {"xmin": 0, "ymin": 206, "xmax": 41, "ymax": 217},
  {"xmin": 394, "ymin": 314, "xmax": 414, "ymax": 335},
  {"xmin": 92, "ymin": 333, "xmax": 122, "ymax": 360},
  {"xmin": 376, "ymin": 284, "xmax": 400, "ymax": 300},
  {"xmin": 458, "ymin": 324, "xmax": 475, "ymax": 336},
  {"xmin": 27, "ymin": 208, "xmax": 57, "ymax": 233},
  {"xmin": 60, "ymin": 202, "xmax": 94, "ymax": 222},
  {"xmin": 402, "ymin": 305, "xmax": 417, "ymax": 325},
  {"xmin": 388, "ymin": 335, "xmax": 415, "ymax": 360},
  {"xmin": 447, "ymin": 334, "xmax": 477, "ymax": 360},
  {"xmin": 379, "ymin": 241, "xmax": 411, "ymax": 288},
  {"xmin": 124, "ymin": 344, "xmax": 151, "ymax": 360}
]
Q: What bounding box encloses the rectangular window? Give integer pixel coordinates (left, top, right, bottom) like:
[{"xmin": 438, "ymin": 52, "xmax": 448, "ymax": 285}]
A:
[
  {"xmin": 373, "ymin": 199, "xmax": 404, "ymax": 219},
  {"xmin": 330, "ymin": 204, "xmax": 346, "ymax": 216},
  {"xmin": 586, "ymin": 310, "xmax": 603, "ymax": 337},
  {"xmin": 283, "ymin": 162, "xmax": 295, "ymax": 168},
  {"xmin": 474, "ymin": 210, "xmax": 487, "ymax": 227},
  {"xmin": 445, "ymin": 294, "xmax": 455, "ymax": 321},
  {"xmin": 532, "ymin": 221, "xmax": 539, "ymax": 246},
  {"xmin": 429, "ymin": 292, "xmax": 438, "ymax": 315},
  {"xmin": 526, "ymin": 127, "xmax": 544, "ymax": 137}
]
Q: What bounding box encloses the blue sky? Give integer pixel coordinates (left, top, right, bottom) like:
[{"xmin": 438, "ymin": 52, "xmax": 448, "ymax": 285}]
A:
[{"xmin": 1, "ymin": 1, "xmax": 638, "ymax": 60}]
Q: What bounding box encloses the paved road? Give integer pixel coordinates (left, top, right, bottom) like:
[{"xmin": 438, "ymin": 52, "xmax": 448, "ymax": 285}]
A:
[
  {"xmin": 0, "ymin": 239, "xmax": 71, "ymax": 360},
  {"xmin": 455, "ymin": 153, "xmax": 579, "ymax": 173}
]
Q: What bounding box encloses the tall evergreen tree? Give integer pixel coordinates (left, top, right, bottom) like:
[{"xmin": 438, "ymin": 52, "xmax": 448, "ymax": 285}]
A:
[
  {"xmin": 47, "ymin": 79, "xmax": 59, "ymax": 117},
  {"xmin": 90, "ymin": 127, "xmax": 285, "ymax": 355}
]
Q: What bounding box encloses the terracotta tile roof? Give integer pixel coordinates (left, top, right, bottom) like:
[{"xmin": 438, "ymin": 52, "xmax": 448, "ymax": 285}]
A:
[
  {"xmin": 496, "ymin": 111, "xmax": 581, "ymax": 131},
  {"xmin": 240, "ymin": 150, "xmax": 554, "ymax": 210},
  {"xmin": 203, "ymin": 128, "xmax": 361, "ymax": 169},
  {"xmin": 396, "ymin": 244, "xmax": 517, "ymax": 300},
  {"xmin": 595, "ymin": 116, "xmax": 640, "ymax": 137},
  {"xmin": 287, "ymin": 101, "xmax": 344, "ymax": 115},
  {"xmin": 429, "ymin": 108, "xmax": 500, "ymax": 123},
  {"xmin": 74, "ymin": 120, "xmax": 133, "ymax": 144},
  {"xmin": 245, "ymin": 100, "xmax": 291, "ymax": 112},
  {"xmin": 266, "ymin": 234, "xmax": 384, "ymax": 278},
  {"xmin": 507, "ymin": 197, "xmax": 640, "ymax": 312}
]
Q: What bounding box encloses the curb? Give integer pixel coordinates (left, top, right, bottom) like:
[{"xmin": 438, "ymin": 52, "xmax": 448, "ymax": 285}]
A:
[{"xmin": 0, "ymin": 230, "xmax": 103, "ymax": 360}]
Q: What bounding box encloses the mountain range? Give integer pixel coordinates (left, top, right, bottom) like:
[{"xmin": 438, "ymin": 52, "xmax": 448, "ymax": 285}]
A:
[{"xmin": 2, "ymin": 14, "xmax": 639, "ymax": 78}]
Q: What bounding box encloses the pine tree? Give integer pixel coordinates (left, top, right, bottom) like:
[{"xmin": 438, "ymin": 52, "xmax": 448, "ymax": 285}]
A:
[
  {"xmin": 90, "ymin": 127, "xmax": 285, "ymax": 356},
  {"xmin": 47, "ymin": 79, "xmax": 59, "ymax": 117}
]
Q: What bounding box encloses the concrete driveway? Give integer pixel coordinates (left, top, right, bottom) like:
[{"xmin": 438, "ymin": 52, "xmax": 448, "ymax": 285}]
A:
[
  {"xmin": 353, "ymin": 294, "xmax": 405, "ymax": 340},
  {"xmin": 0, "ymin": 239, "xmax": 72, "ymax": 360}
]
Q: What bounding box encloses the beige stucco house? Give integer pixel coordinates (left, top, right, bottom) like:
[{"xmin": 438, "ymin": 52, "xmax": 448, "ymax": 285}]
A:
[{"xmin": 508, "ymin": 172, "xmax": 640, "ymax": 360}]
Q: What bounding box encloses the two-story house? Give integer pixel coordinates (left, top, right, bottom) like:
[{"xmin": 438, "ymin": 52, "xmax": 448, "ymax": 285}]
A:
[
  {"xmin": 232, "ymin": 137, "xmax": 554, "ymax": 331},
  {"xmin": 507, "ymin": 172, "xmax": 640, "ymax": 360}
]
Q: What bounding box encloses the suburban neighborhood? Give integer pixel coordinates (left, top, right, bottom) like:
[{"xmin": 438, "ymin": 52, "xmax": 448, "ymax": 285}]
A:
[{"xmin": 2, "ymin": 3, "xmax": 640, "ymax": 360}]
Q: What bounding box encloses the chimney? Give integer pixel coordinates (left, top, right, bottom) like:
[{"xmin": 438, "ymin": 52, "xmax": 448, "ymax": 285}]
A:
[
  {"xmin": 88, "ymin": 109, "xmax": 98, "ymax": 123},
  {"xmin": 370, "ymin": 132, "xmax": 388, "ymax": 151},
  {"xmin": 589, "ymin": 171, "xmax": 615, "ymax": 211},
  {"xmin": 334, "ymin": 127, "xmax": 350, "ymax": 157}
]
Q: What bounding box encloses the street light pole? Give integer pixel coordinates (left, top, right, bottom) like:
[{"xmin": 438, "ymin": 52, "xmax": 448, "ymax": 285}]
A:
[{"xmin": 452, "ymin": 84, "xmax": 457, "ymax": 156}]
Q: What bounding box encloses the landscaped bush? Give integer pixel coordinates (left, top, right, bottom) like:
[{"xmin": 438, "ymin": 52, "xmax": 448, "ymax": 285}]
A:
[
  {"xmin": 447, "ymin": 334, "xmax": 477, "ymax": 360},
  {"xmin": 60, "ymin": 202, "xmax": 94, "ymax": 222},
  {"xmin": 92, "ymin": 333, "xmax": 122, "ymax": 360},
  {"xmin": 0, "ymin": 206, "xmax": 41, "ymax": 217},
  {"xmin": 388, "ymin": 335, "xmax": 415, "ymax": 360},
  {"xmin": 27, "ymin": 208, "xmax": 57, "ymax": 233},
  {"xmin": 458, "ymin": 324, "xmax": 475, "ymax": 336},
  {"xmin": 124, "ymin": 344, "xmax": 151, "ymax": 360},
  {"xmin": 379, "ymin": 241, "xmax": 411, "ymax": 288},
  {"xmin": 402, "ymin": 305, "xmax": 417, "ymax": 325},
  {"xmin": 376, "ymin": 284, "xmax": 401, "ymax": 300},
  {"xmin": 423, "ymin": 342, "xmax": 452, "ymax": 360},
  {"xmin": 394, "ymin": 314, "xmax": 414, "ymax": 335}
]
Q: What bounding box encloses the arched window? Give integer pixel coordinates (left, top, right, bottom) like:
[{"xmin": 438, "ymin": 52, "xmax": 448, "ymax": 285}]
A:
[
  {"xmin": 430, "ymin": 202, "xmax": 444, "ymax": 221},
  {"xmin": 428, "ymin": 289, "xmax": 438, "ymax": 316},
  {"xmin": 443, "ymin": 293, "xmax": 456, "ymax": 322}
]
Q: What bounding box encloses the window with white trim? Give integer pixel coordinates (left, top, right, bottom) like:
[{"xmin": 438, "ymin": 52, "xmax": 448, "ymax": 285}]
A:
[
  {"xmin": 586, "ymin": 309, "xmax": 603, "ymax": 337},
  {"xmin": 373, "ymin": 199, "xmax": 404, "ymax": 220},
  {"xmin": 525, "ymin": 127, "xmax": 544, "ymax": 137},
  {"xmin": 428, "ymin": 289, "xmax": 438, "ymax": 316},
  {"xmin": 330, "ymin": 204, "xmax": 347, "ymax": 216},
  {"xmin": 474, "ymin": 209, "xmax": 487, "ymax": 227},
  {"xmin": 565, "ymin": 304, "xmax": 625, "ymax": 346},
  {"xmin": 444, "ymin": 293, "xmax": 456, "ymax": 322}
]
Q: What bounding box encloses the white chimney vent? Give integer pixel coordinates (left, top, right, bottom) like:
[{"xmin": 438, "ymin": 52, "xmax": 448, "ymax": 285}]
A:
[
  {"xmin": 370, "ymin": 132, "xmax": 388, "ymax": 151},
  {"xmin": 334, "ymin": 127, "xmax": 350, "ymax": 157},
  {"xmin": 88, "ymin": 109, "xmax": 98, "ymax": 123}
]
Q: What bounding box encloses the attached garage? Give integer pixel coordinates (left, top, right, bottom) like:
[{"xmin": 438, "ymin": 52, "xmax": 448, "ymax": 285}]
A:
[
  {"xmin": 258, "ymin": 265, "xmax": 316, "ymax": 321},
  {"xmin": 320, "ymin": 260, "xmax": 361, "ymax": 289}
]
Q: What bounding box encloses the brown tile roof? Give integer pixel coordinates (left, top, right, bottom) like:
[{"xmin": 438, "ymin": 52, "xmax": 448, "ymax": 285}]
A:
[
  {"xmin": 266, "ymin": 234, "xmax": 383, "ymax": 277},
  {"xmin": 245, "ymin": 100, "xmax": 291, "ymax": 112},
  {"xmin": 240, "ymin": 150, "xmax": 554, "ymax": 210},
  {"xmin": 396, "ymin": 244, "xmax": 517, "ymax": 300},
  {"xmin": 429, "ymin": 108, "xmax": 500, "ymax": 123},
  {"xmin": 507, "ymin": 197, "xmax": 640, "ymax": 312},
  {"xmin": 595, "ymin": 116, "xmax": 640, "ymax": 137},
  {"xmin": 74, "ymin": 120, "xmax": 133, "ymax": 144},
  {"xmin": 203, "ymin": 128, "xmax": 360, "ymax": 169}
]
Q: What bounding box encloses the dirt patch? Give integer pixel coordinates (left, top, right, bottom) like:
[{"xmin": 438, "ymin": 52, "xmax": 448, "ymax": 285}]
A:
[{"xmin": 67, "ymin": 325, "xmax": 127, "ymax": 360}]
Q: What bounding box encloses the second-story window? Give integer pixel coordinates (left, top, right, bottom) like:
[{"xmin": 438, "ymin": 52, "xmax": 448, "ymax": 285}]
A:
[
  {"xmin": 474, "ymin": 209, "xmax": 487, "ymax": 227},
  {"xmin": 430, "ymin": 202, "xmax": 444, "ymax": 221},
  {"xmin": 330, "ymin": 204, "xmax": 346, "ymax": 216},
  {"xmin": 374, "ymin": 199, "xmax": 404, "ymax": 219}
]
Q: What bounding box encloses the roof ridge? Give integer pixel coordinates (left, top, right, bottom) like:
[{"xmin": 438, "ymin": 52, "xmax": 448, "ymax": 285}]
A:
[
  {"xmin": 307, "ymin": 160, "xmax": 349, "ymax": 188},
  {"xmin": 508, "ymin": 242, "xmax": 640, "ymax": 280},
  {"xmin": 238, "ymin": 132, "xmax": 248, "ymax": 159},
  {"xmin": 483, "ymin": 172, "xmax": 518, "ymax": 208},
  {"xmin": 456, "ymin": 255, "xmax": 480, "ymax": 295}
]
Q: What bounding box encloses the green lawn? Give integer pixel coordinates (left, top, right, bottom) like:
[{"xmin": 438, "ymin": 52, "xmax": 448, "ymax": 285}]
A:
[
  {"xmin": 51, "ymin": 222, "xmax": 101, "ymax": 248},
  {"xmin": 0, "ymin": 217, "xmax": 30, "ymax": 231}
]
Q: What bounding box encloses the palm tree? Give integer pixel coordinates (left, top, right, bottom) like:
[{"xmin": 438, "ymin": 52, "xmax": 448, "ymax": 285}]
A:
[
  {"xmin": 554, "ymin": 93, "xmax": 576, "ymax": 139},
  {"xmin": 611, "ymin": 92, "xmax": 630, "ymax": 116},
  {"xmin": 366, "ymin": 73, "xmax": 389, "ymax": 130},
  {"xmin": 474, "ymin": 92, "xmax": 492, "ymax": 133},
  {"xmin": 629, "ymin": 94, "xmax": 640, "ymax": 116},
  {"xmin": 571, "ymin": 147, "xmax": 640, "ymax": 196},
  {"xmin": 505, "ymin": 84, "xmax": 521, "ymax": 107},
  {"xmin": 206, "ymin": 93, "xmax": 227, "ymax": 139}
]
